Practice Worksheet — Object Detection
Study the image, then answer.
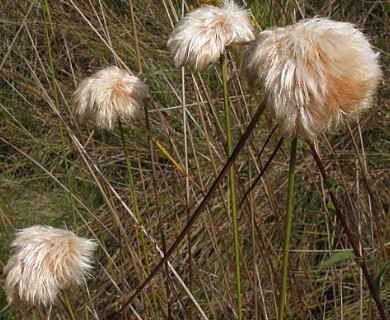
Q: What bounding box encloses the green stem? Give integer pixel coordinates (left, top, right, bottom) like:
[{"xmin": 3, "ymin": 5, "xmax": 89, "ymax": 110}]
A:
[
  {"xmin": 82, "ymin": 285, "xmax": 89, "ymax": 320},
  {"xmin": 32, "ymin": 311, "xmax": 37, "ymax": 320},
  {"xmin": 63, "ymin": 291, "xmax": 76, "ymax": 320},
  {"xmin": 221, "ymin": 54, "xmax": 242, "ymax": 320},
  {"xmin": 278, "ymin": 137, "xmax": 298, "ymax": 320},
  {"xmin": 117, "ymin": 119, "xmax": 160, "ymax": 319},
  {"xmin": 41, "ymin": 0, "xmax": 77, "ymax": 229},
  {"xmin": 181, "ymin": 66, "xmax": 193, "ymax": 317}
]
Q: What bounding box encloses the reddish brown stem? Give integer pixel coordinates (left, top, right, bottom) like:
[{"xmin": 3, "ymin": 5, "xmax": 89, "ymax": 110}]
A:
[
  {"xmin": 108, "ymin": 97, "xmax": 268, "ymax": 318},
  {"xmin": 308, "ymin": 141, "xmax": 387, "ymax": 320}
]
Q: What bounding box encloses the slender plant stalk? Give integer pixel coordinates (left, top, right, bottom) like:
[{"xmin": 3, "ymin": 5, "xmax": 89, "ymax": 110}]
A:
[
  {"xmin": 144, "ymin": 105, "xmax": 172, "ymax": 318},
  {"xmin": 308, "ymin": 141, "xmax": 387, "ymax": 320},
  {"xmin": 117, "ymin": 119, "xmax": 160, "ymax": 319},
  {"xmin": 111, "ymin": 96, "xmax": 268, "ymax": 317},
  {"xmin": 128, "ymin": 0, "xmax": 142, "ymax": 75},
  {"xmin": 179, "ymin": 4, "xmax": 193, "ymax": 315},
  {"xmin": 82, "ymin": 286, "xmax": 89, "ymax": 320},
  {"xmin": 63, "ymin": 291, "xmax": 76, "ymax": 320},
  {"xmin": 221, "ymin": 53, "xmax": 242, "ymax": 320},
  {"xmin": 118, "ymin": 229, "xmax": 127, "ymax": 319},
  {"xmin": 41, "ymin": 0, "xmax": 77, "ymax": 229},
  {"xmin": 124, "ymin": 1, "xmax": 161, "ymax": 315},
  {"xmin": 278, "ymin": 137, "xmax": 298, "ymax": 320},
  {"xmin": 181, "ymin": 66, "xmax": 194, "ymax": 317}
]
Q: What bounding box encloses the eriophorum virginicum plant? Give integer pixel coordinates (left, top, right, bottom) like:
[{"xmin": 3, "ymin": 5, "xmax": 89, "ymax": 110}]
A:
[
  {"xmin": 241, "ymin": 17, "xmax": 381, "ymax": 140},
  {"xmin": 167, "ymin": 0, "xmax": 254, "ymax": 70},
  {"xmin": 72, "ymin": 65, "xmax": 164, "ymax": 317},
  {"xmin": 4, "ymin": 226, "xmax": 97, "ymax": 308},
  {"xmin": 167, "ymin": 1, "xmax": 255, "ymax": 319},
  {"xmin": 73, "ymin": 65, "xmax": 148, "ymax": 130},
  {"xmin": 241, "ymin": 17, "xmax": 383, "ymax": 320}
]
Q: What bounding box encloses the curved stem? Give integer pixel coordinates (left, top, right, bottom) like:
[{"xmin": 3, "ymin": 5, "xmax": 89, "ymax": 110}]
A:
[
  {"xmin": 221, "ymin": 53, "xmax": 242, "ymax": 320},
  {"xmin": 278, "ymin": 137, "xmax": 298, "ymax": 320},
  {"xmin": 308, "ymin": 141, "xmax": 387, "ymax": 320}
]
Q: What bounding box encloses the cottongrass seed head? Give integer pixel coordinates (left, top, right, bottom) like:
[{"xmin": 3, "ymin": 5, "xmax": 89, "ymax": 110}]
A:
[
  {"xmin": 3, "ymin": 225, "xmax": 97, "ymax": 306},
  {"xmin": 73, "ymin": 66, "xmax": 148, "ymax": 130},
  {"xmin": 167, "ymin": 0, "xmax": 254, "ymax": 70},
  {"xmin": 241, "ymin": 17, "xmax": 381, "ymax": 139}
]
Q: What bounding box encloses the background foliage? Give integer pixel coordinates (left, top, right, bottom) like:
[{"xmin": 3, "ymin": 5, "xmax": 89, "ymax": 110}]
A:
[{"xmin": 0, "ymin": 0, "xmax": 389, "ymax": 318}]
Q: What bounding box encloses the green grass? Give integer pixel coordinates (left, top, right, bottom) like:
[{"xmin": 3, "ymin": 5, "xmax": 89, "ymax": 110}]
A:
[{"xmin": 0, "ymin": 0, "xmax": 389, "ymax": 319}]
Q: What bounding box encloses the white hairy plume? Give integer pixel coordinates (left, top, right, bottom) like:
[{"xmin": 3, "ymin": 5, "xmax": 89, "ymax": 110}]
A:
[
  {"xmin": 241, "ymin": 18, "xmax": 381, "ymax": 139},
  {"xmin": 73, "ymin": 66, "xmax": 148, "ymax": 130},
  {"xmin": 3, "ymin": 226, "xmax": 97, "ymax": 306},
  {"xmin": 168, "ymin": 0, "xmax": 254, "ymax": 70}
]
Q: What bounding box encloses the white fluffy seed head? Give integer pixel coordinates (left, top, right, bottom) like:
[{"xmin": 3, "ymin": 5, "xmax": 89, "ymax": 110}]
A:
[
  {"xmin": 167, "ymin": 0, "xmax": 254, "ymax": 70},
  {"xmin": 3, "ymin": 226, "xmax": 98, "ymax": 306},
  {"xmin": 241, "ymin": 17, "xmax": 382, "ymax": 139},
  {"xmin": 73, "ymin": 66, "xmax": 148, "ymax": 130}
]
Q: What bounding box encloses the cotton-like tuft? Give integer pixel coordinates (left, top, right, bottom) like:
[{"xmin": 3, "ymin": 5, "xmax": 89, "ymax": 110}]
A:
[
  {"xmin": 3, "ymin": 226, "xmax": 97, "ymax": 306},
  {"xmin": 241, "ymin": 18, "xmax": 381, "ymax": 139},
  {"xmin": 73, "ymin": 66, "xmax": 148, "ymax": 130},
  {"xmin": 167, "ymin": 0, "xmax": 254, "ymax": 70}
]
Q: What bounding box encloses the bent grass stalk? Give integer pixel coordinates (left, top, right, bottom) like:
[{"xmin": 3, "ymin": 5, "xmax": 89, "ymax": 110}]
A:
[
  {"xmin": 117, "ymin": 119, "xmax": 160, "ymax": 318},
  {"xmin": 221, "ymin": 53, "xmax": 242, "ymax": 320},
  {"xmin": 278, "ymin": 137, "xmax": 297, "ymax": 320}
]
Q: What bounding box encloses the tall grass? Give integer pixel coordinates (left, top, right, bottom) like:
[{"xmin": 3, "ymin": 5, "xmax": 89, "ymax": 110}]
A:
[{"xmin": 0, "ymin": 0, "xmax": 389, "ymax": 319}]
